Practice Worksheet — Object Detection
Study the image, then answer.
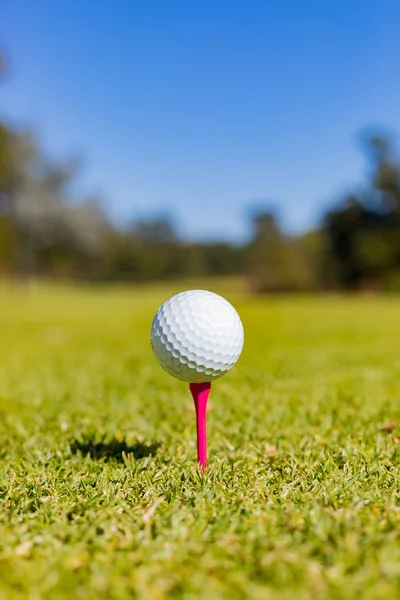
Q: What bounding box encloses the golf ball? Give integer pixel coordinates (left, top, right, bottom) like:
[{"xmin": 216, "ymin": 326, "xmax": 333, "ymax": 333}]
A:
[{"xmin": 150, "ymin": 290, "xmax": 244, "ymax": 382}]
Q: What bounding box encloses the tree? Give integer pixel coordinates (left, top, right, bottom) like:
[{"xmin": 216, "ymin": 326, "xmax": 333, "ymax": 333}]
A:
[
  {"xmin": 245, "ymin": 211, "xmax": 316, "ymax": 292},
  {"xmin": 324, "ymin": 132, "xmax": 400, "ymax": 290}
]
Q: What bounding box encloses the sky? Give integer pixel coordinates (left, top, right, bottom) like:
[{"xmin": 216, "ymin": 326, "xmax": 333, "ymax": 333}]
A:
[{"xmin": 1, "ymin": 0, "xmax": 400, "ymax": 241}]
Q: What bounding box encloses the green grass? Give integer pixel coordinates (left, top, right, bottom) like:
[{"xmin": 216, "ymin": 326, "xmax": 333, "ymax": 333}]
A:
[{"xmin": 2, "ymin": 282, "xmax": 400, "ymax": 599}]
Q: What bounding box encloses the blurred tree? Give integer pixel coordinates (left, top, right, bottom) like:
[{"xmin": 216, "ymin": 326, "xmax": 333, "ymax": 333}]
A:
[
  {"xmin": 126, "ymin": 217, "xmax": 183, "ymax": 280},
  {"xmin": 130, "ymin": 216, "xmax": 179, "ymax": 244},
  {"xmin": 324, "ymin": 132, "xmax": 400, "ymax": 290},
  {"xmin": 245, "ymin": 211, "xmax": 315, "ymax": 292},
  {"xmin": 324, "ymin": 196, "xmax": 365, "ymax": 289},
  {"xmin": 298, "ymin": 229, "xmax": 329, "ymax": 288},
  {"xmin": 203, "ymin": 242, "xmax": 244, "ymax": 275},
  {"xmin": 0, "ymin": 123, "xmax": 20, "ymax": 194},
  {"xmin": 0, "ymin": 122, "xmax": 111, "ymax": 279},
  {"xmin": 363, "ymin": 132, "xmax": 400, "ymax": 208},
  {"xmin": 0, "ymin": 129, "xmax": 37, "ymax": 275}
]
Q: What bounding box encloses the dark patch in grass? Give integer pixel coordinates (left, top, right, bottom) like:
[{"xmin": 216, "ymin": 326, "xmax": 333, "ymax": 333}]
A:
[
  {"xmin": 379, "ymin": 421, "xmax": 397, "ymax": 433},
  {"xmin": 71, "ymin": 436, "xmax": 161, "ymax": 462}
]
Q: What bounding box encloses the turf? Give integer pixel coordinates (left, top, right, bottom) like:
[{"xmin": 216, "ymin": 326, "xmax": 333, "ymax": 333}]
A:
[{"xmin": 1, "ymin": 282, "xmax": 400, "ymax": 599}]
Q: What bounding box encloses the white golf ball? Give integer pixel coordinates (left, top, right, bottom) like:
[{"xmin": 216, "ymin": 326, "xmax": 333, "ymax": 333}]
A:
[{"xmin": 150, "ymin": 290, "xmax": 244, "ymax": 382}]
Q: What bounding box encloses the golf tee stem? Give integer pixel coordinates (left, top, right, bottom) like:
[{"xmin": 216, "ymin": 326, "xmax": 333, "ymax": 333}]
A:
[{"xmin": 189, "ymin": 382, "xmax": 211, "ymax": 471}]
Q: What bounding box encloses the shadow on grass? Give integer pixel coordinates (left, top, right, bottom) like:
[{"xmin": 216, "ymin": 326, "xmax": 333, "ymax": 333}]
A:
[{"xmin": 71, "ymin": 436, "xmax": 161, "ymax": 463}]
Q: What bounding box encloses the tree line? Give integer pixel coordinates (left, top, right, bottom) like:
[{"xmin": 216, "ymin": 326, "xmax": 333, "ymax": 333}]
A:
[{"xmin": 1, "ymin": 69, "xmax": 400, "ymax": 291}]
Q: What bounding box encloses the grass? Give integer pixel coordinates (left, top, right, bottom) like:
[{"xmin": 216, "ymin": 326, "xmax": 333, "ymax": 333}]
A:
[{"xmin": 1, "ymin": 282, "xmax": 400, "ymax": 599}]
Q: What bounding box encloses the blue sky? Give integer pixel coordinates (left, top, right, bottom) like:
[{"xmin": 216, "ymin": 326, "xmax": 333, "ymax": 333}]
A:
[{"xmin": 2, "ymin": 0, "xmax": 400, "ymax": 241}]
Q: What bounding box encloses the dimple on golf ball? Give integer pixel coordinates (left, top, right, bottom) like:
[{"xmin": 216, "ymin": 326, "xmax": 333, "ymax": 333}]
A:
[{"xmin": 150, "ymin": 290, "xmax": 244, "ymax": 382}]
